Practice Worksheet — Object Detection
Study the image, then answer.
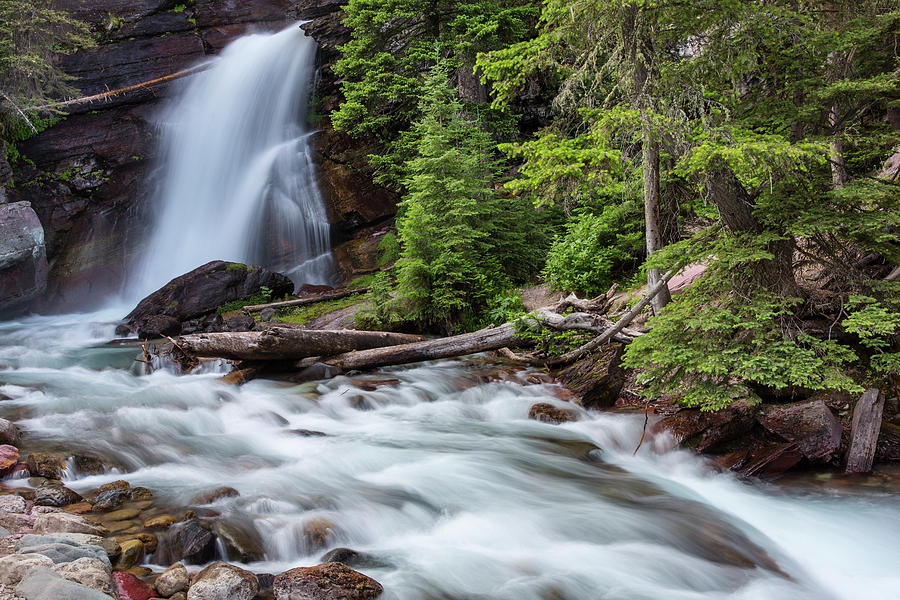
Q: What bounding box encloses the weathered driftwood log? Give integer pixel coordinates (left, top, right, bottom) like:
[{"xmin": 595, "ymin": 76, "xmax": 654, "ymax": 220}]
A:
[
  {"xmin": 241, "ymin": 288, "xmax": 370, "ymax": 314},
  {"xmin": 179, "ymin": 327, "xmax": 424, "ymax": 360},
  {"xmin": 845, "ymin": 388, "xmax": 885, "ymax": 474},
  {"xmin": 529, "ymin": 309, "xmax": 642, "ymax": 342},
  {"xmin": 317, "ymin": 323, "xmax": 531, "ymax": 371}
]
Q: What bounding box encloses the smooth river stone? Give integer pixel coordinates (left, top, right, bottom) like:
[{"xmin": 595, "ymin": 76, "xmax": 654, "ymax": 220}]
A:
[{"xmin": 101, "ymin": 508, "xmax": 140, "ymax": 522}]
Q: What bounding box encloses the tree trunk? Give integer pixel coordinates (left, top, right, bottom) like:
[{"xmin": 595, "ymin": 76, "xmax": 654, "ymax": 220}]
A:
[
  {"xmin": 179, "ymin": 328, "xmax": 425, "ymax": 360},
  {"xmin": 643, "ymin": 130, "xmax": 672, "ymax": 314},
  {"xmin": 829, "ymin": 100, "xmax": 849, "ymax": 187},
  {"xmin": 707, "ymin": 163, "xmax": 798, "ymax": 297},
  {"xmin": 241, "ymin": 288, "xmax": 369, "ymax": 314},
  {"xmin": 319, "ymin": 323, "xmax": 531, "ymax": 371},
  {"xmin": 845, "ymin": 388, "xmax": 885, "ymax": 474}
]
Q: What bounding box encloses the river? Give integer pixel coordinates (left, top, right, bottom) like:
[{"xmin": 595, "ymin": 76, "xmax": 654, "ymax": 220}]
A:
[{"xmin": 0, "ymin": 310, "xmax": 897, "ymax": 600}]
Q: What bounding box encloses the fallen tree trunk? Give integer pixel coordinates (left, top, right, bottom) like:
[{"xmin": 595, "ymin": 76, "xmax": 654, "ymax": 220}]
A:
[
  {"xmin": 179, "ymin": 327, "xmax": 424, "ymax": 360},
  {"xmin": 845, "ymin": 388, "xmax": 885, "ymax": 474},
  {"xmin": 241, "ymin": 288, "xmax": 369, "ymax": 314},
  {"xmin": 529, "ymin": 309, "xmax": 643, "ymax": 342},
  {"xmin": 316, "ymin": 323, "xmax": 531, "ymax": 371}
]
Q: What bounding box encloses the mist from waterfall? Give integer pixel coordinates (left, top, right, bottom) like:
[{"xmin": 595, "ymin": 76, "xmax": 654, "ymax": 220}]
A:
[{"xmin": 131, "ymin": 24, "xmax": 334, "ymax": 299}]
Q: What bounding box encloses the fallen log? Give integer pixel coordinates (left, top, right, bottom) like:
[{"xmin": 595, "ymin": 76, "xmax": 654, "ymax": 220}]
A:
[
  {"xmin": 317, "ymin": 323, "xmax": 531, "ymax": 371},
  {"xmin": 241, "ymin": 288, "xmax": 369, "ymax": 314},
  {"xmin": 529, "ymin": 309, "xmax": 642, "ymax": 342},
  {"xmin": 179, "ymin": 327, "xmax": 424, "ymax": 360},
  {"xmin": 845, "ymin": 388, "xmax": 885, "ymax": 474}
]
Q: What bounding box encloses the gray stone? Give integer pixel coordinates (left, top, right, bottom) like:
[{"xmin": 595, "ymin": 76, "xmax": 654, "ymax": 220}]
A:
[
  {"xmin": 154, "ymin": 562, "xmax": 189, "ymax": 597},
  {"xmin": 92, "ymin": 489, "xmax": 130, "ymax": 511},
  {"xmin": 33, "ymin": 484, "xmax": 83, "ymax": 508},
  {"xmin": 15, "ymin": 542, "xmax": 109, "ymax": 567},
  {"xmin": 0, "ymin": 495, "xmax": 26, "ymax": 513},
  {"xmin": 0, "ymin": 419, "xmax": 19, "ymax": 445},
  {"xmin": 15, "ymin": 566, "xmax": 112, "ymax": 600},
  {"xmin": 32, "ymin": 513, "xmax": 106, "ymax": 536},
  {"xmin": 187, "ymin": 562, "xmax": 259, "ymax": 600},
  {"xmin": 260, "ymin": 307, "xmax": 276, "ymax": 321},
  {"xmin": 273, "ymin": 563, "xmax": 383, "ymax": 600},
  {"xmin": 54, "ymin": 558, "xmax": 116, "ymax": 598},
  {"xmin": 17, "ymin": 534, "xmax": 105, "ymax": 548},
  {"xmin": 0, "ymin": 553, "xmax": 54, "ymax": 586},
  {"xmin": 0, "ymin": 525, "xmax": 10, "ymax": 537},
  {"xmin": 0, "ymin": 202, "xmax": 48, "ymax": 315}
]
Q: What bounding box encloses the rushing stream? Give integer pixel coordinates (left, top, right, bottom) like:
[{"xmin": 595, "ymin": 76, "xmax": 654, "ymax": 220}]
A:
[{"xmin": 0, "ymin": 312, "xmax": 897, "ymax": 599}]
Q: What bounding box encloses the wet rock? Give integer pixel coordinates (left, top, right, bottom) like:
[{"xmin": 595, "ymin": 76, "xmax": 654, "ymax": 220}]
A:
[
  {"xmin": 33, "ymin": 512, "xmax": 107, "ymax": 536},
  {"xmin": 54, "ymin": 557, "xmax": 116, "ymax": 598},
  {"xmin": 0, "ymin": 553, "xmax": 54, "ymax": 586},
  {"xmin": 124, "ymin": 261, "xmax": 293, "ymax": 326},
  {"xmin": 97, "ymin": 480, "xmax": 130, "ymax": 494},
  {"xmin": 167, "ymin": 518, "xmax": 215, "ymax": 565},
  {"xmin": 16, "ymin": 565, "xmax": 112, "ymax": 600},
  {"xmin": 653, "ymin": 402, "xmax": 756, "ymax": 453},
  {"xmin": 143, "ymin": 515, "xmax": 175, "ymax": 530},
  {"xmin": 154, "ymin": 562, "xmax": 189, "ymax": 597},
  {"xmin": 135, "ymin": 314, "xmax": 182, "ymax": 340},
  {"xmin": 551, "ymin": 344, "xmax": 626, "ymax": 409},
  {"xmin": 181, "ymin": 313, "xmax": 227, "ymax": 335},
  {"xmin": 302, "ymin": 519, "xmax": 337, "ymax": 553},
  {"xmin": 34, "ymin": 483, "xmax": 84, "ymax": 507},
  {"xmin": 739, "ymin": 443, "xmax": 804, "ymax": 478},
  {"xmin": 0, "ymin": 201, "xmax": 49, "ymax": 315},
  {"xmin": 129, "ymin": 487, "xmax": 153, "ymax": 501},
  {"xmin": 69, "ymin": 454, "xmax": 110, "ymax": 476},
  {"xmin": 758, "ymin": 399, "xmax": 842, "ymax": 461},
  {"xmin": 187, "ymin": 561, "xmax": 259, "ymax": 600},
  {"xmin": 115, "ymin": 532, "xmax": 157, "ymax": 555},
  {"xmin": 225, "ymin": 315, "xmax": 256, "ymax": 332},
  {"xmin": 0, "ymin": 418, "xmax": 19, "ymax": 445},
  {"xmin": 113, "ymin": 539, "xmax": 144, "ymax": 571},
  {"xmin": 103, "ymin": 508, "xmax": 140, "ymax": 522},
  {"xmin": 213, "ymin": 520, "xmax": 265, "ymax": 563},
  {"xmin": 273, "ymin": 562, "xmax": 383, "ymax": 600},
  {"xmin": 64, "ymin": 502, "xmax": 94, "ymax": 515},
  {"xmin": 113, "ymin": 571, "xmax": 155, "ymax": 600},
  {"xmin": 26, "ymin": 453, "xmax": 66, "ymax": 479},
  {"xmin": 319, "ymin": 548, "xmax": 390, "ymax": 570},
  {"xmin": 0, "ymin": 444, "xmax": 19, "ymax": 473},
  {"xmin": 0, "ymin": 494, "xmax": 27, "ymax": 513},
  {"xmin": 528, "ymin": 403, "xmax": 578, "ymax": 425},
  {"xmin": 191, "ymin": 487, "xmax": 239, "ymax": 505},
  {"xmin": 289, "ymin": 429, "xmax": 328, "ymax": 437},
  {"xmin": 93, "ymin": 489, "xmax": 131, "ymax": 511}
]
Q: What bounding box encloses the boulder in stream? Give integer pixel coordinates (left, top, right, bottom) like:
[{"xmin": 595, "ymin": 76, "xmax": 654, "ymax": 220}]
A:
[
  {"xmin": 758, "ymin": 399, "xmax": 842, "ymax": 461},
  {"xmin": 273, "ymin": 562, "xmax": 383, "ymax": 600},
  {"xmin": 187, "ymin": 561, "xmax": 259, "ymax": 600},
  {"xmin": 0, "ymin": 201, "xmax": 49, "ymax": 315},
  {"xmin": 124, "ymin": 260, "xmax": 293, "ymax": 332}
]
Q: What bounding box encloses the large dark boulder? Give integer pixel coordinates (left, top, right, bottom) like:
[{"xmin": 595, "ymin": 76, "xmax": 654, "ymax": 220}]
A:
[
  {"xmin": 124, "ymin": 261, "xmax": 293, "ymax": 328},
  {"xmin": 551, "ymin": 344, "xmax": 626, "ymax": 409},
  {"xmin": 757, "ymin": 399, "xmax": 842, "ymax": 461},
  {"xmin": 273, "ymin": 562, "xmax": 383, "ymax": 600},
  {"xmin": 0, "ymin": 202, "xmax": 49, "ymax": 315},
  {"xmin": 653, "ymin": 401, "xmax": 756, "ymax": 453}
]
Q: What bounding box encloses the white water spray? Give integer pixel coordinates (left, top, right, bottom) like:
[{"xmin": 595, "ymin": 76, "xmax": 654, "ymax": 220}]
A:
[{"xmin": 133, "ymin": 24, "xmax": 334, "ymax": 298}]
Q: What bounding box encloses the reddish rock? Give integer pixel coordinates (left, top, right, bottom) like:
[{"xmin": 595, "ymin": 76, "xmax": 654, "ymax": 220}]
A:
[
  {"xmin": 528, "ymin": 403, "xmax": 579, "ymax": 425},
  {"xmin": 740, "ymin": 443, "xmax": 804, "ymax": 478},
  {"xmin": 0, "ymin": 445, "xmax": 19, "ymax": 473},
  {"xmin": 114, "ymin": 571, "xmax": 154, "ymax": 600},
  {"xmin": 551, "ymin": 344, "xmax": 626, "ymax": 409},
  {"xmin": 653, "ymin": 402, "xmax": 756, "ymax": 452},
  {"xmin": 758, "ymin": 399, "xmax": 842, "ymax": 461},
  {"xmin": 26, "ymin": 452, "xmax": 66, "ymax": 479},
  {"xmin": 273, "ymin": 562, "xmax": 383, "ymax": 600}
]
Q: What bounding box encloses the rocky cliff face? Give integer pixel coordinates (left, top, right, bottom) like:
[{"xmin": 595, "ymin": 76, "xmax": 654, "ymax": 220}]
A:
[
  {"xmin": 0, "ymin": 202, "xmax": 49, "ymax": 315},
  {"xmin": 5, "ymin": 0, "xmax": 397, "ymax": 312}
]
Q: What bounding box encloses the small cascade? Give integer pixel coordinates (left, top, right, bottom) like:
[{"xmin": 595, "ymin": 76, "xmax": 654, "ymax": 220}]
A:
[{"xmin": 132, "ymin": 24, "xmax": 334, "ymax": 298}]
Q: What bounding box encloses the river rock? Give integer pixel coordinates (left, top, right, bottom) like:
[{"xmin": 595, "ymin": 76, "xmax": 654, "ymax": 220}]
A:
[
  {"xmin": 758, "ymin": 399, "xmax": 842, "ymax": 461},
  {"xmin": 54, "ymin": 557, "xmax": 116, "ymax": 598},
  {"xmin": 0, "ymin": 201, "xmax": 49, "ymax": 315},
  {"xmin": 124, "ymin": 260, "xmax": 293, "ymax": 327},
  {"xmin": 18, "ymin": 533, "xmax": 106, "ymax": 549},
  {"xmin": 33, "ymin": 512, "xmax": 107, "ymax": 536},
  {"xmin": 551, "ymin": 344, "xmax": 626, "ymax": 409},
  {"xmin": 97, "ymin": 480, "xmax": 130, "ymax": 493},
  {"xmin": 113, "ymin": 571, "xmax": 155, "ymax": 600},
  {"xmin": 34, "ymin": 483, "xmax": 84, "ymax": 507},
  {"xmin": 653, "ymin": 401, "xmax": 756, "ymax": 453},
  {"xmin": 93, "ymin": 489, "xmax": 131, "ymax": 511},
  {"xmin": 187, "ymin": 561, "xmax": 259, "ymax": 600},
  {"xmin": 0, "ymin": 553, "xmax": 54, "ymax": 585},
  {"xmin": 103, "ymin": 508, "xmax": 140, "ymax": 522},
  {"xmin": 16, "ymin": 566, "xmax": 112, "ymax": 600},
  {"xmin": 302, "ymin": 518, "xmax": 337, "ymax": 553},
  {"xmin": 213, "ymin": 520, "xmax": 265, "ymax": 563},
  {"xmin": 191, "ymin": 486, "xmax": 239, "ymax": 505},
  {"xmin": 16, "ymin": 540, "xmax": 110, "ymax": 566},
  {"xmin": 319, "ymin": 548, "xmax": 389, "ymax": 570},
  {"xmin": 273, "ymin": 562, "xmax": 383, "ymax": 600},
  {"xmin": 0, "ymin": 494, "xmax": 27, "ymax": 513},
  {"xmin": 0, "ymin": 444, "xmax": 19, "ymax": 473},
  {"xmin": 69, "ymin": 454, "xmax": 112, "ymax": 476},
  {"xmin": 225, "ymin": 315, "xmax": 256, "ymax": 332},
  {"xmin": 528, "ymin": 402, "xmax": 578, "ymax": 424},
  {"xmin": 135, "ymin": 314, "xmax": 182, "ymax": 340},
  {"xmin": 113, "ymin": 539, "xmax": 144, "ymax": 570},
  {"xmin": 155, "ymin": 562, "xmax": 189, "ymax": 597},
  {"xmin": 144, "ymin": 514, "xmax": 174, "ymax": 529},
  {"xmin": 167, "ymin": 518, "xmax": 215, "ymax": 565},
  {"xmin": 0, "ymin": 418, "xmax": 19, "ymax": 445},
  {"xmin": 26, "ymin": 453, "xmax": 66, "ymax": 479}
]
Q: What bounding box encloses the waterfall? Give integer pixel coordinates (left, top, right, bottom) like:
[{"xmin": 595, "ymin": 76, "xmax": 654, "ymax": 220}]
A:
[{"xmin": 132, "ymin": 24, "xmax": 335, "ymax": 298}]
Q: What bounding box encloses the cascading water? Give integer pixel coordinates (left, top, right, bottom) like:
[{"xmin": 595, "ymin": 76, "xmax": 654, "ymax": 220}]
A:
[{"xmin": 133, "ymin": 24, "xmax": 334, "ymax": 298}]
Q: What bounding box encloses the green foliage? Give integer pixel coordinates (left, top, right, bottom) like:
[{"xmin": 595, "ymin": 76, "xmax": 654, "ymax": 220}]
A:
[
  {"xmin": 512, "ymin": 316, "xmax": 589, "ymax": 357},
  {"xmin": 375, "ymin": 232, "xmax": 400, "ymax": 267},
  {"xmin": 483, "ymin": 289, "xmax": 525, "ymax": 326},
  {"xmin": 354, "ymin": 272, "xmax": 407, "ymax": 331},
  {"xmin": 347, "ymin": 273, "xmax": 377, "ymax": 289},
  {"xmin": 216, "ymin": 289, "xmax": 272, "ymax": 315},
  {"xmin": 843, "ymin": 296, "xmax": 900, "ymax": 376},
  {"xmin": 544, "ymin": 203, "xmax": 643, "ymax": 296},
  {"xmin": 0, "ymin": 0, "xmax": 94, "ymax": 138},
  {"xmin": 276, "ymin": 293, "xmax": 366, "ymax": 326}
]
